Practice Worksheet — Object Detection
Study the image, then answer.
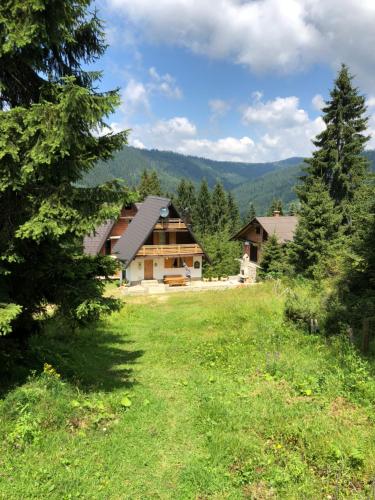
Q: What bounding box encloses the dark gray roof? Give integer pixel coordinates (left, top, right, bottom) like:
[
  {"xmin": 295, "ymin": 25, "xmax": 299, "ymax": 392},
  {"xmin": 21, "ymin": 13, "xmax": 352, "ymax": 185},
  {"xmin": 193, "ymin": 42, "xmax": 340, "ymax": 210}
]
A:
[
  {"xmin": 83, "ymin": 220, "xmax": 114, "ymax": 256},
  {"xmin": 114, "ymin": 196, "xmax": 172, "ymax": 265}
]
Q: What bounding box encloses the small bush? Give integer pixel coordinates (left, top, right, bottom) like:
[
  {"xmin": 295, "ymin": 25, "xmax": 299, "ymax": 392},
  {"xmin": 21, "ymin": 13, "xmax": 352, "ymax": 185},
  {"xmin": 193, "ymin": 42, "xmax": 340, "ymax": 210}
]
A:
[{"xmin": 284, "ymin": 284, "xmax": 325, "ymax": 332}]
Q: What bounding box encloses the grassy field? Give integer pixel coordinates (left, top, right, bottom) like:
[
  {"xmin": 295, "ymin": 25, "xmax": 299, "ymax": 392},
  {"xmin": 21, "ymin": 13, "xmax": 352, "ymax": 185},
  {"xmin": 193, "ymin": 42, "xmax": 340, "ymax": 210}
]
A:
[{"xmin": 1, "ymin": 283, "xmax": 375, "ymax": 499}]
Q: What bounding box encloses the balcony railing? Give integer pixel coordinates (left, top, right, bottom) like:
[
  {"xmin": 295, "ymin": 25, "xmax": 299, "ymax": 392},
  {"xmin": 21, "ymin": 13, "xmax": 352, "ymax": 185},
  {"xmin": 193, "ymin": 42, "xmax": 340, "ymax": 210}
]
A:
[
  {"xmin": 137, "ymin": 243, "xmax": 203, "ymax": 256},
  {"xmin": 154, "ymin": 218, "xmax": 188, "ymax": 230}
]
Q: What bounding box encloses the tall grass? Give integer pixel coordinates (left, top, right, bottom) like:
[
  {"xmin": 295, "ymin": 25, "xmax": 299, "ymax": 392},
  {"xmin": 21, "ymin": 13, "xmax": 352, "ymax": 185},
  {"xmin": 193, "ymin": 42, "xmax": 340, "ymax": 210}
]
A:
[{"xmin": 0, "ymin": 283, "xmax": 374, "ymax": 498}]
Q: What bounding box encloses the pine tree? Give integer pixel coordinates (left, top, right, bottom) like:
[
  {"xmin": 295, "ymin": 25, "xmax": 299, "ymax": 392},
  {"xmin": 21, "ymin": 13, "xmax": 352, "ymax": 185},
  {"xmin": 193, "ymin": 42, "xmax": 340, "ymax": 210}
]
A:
[
  {"xmin": 149, "ymin": 171, "xmax": 162, "ymax": 196},
  {"xmin": 288, "ymin": 201, "xmax": 299, "ymax": 216},
  {"xmin": 267, "ymin": 199, "xmax": 283, "ymax": 216},
  {"xmin": 0, "ymin": 0, "xmax": 130, "ymax": 338},
  {"xmin": 299, "ymin": 64, "xmax": 370, "ymax": 217},
  {"xmin": 288, "ymin": 179, "xmax": 341, "ymax": 277},
  {"xmin": 176, "ymin": 179, "xmax": 196, "ymax": 224},
  {"xmin": 194, "ymin": 180, "xmax": 212, "ymax": 235},
  {"xmin": 245, "ymin": 202, "xmax": 256, "ymax": 223},
  {"xmin": 138, "ymin": 170, "xmax": 162, "ymax": 200},
  {"xmin": 211, "ymin": 181, "xmax": 228, "ymax": 232},
  {"xmin": 330, "ymin": 182, "xmax": 375, "ymax": 327},
  {"xmin": 227, "ymin": 192, "xmax": 241, "ymax": 232},
  {"xmin": 258, "ymin": 234, "xmax": 285, "ymax": 280}
]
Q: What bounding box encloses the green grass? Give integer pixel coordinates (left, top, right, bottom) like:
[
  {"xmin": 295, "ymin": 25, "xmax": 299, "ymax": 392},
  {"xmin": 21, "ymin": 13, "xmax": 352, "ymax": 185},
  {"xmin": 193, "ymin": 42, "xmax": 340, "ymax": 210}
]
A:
[{"xmin": 1, "ymin": 283, "xmax": 375, "ymax": 499}]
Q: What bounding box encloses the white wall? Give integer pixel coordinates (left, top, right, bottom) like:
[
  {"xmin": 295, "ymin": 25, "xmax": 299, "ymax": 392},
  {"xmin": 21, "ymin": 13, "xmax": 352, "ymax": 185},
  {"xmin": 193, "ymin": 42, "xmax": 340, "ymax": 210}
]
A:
[
  {"xmin": 125, "ymin": 259, "xmax": 144, "ymax": 283},
  {"xmin": 125, "ymin": 256, "xmax": 203, "ymax": 283}
]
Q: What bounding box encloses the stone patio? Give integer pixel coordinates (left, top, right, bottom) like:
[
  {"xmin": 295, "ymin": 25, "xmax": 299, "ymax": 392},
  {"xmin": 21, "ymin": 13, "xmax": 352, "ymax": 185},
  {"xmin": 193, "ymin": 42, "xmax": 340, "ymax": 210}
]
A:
[{"xmin": 121, "ymin": 276, "xmax": 256, "ymax": 296}]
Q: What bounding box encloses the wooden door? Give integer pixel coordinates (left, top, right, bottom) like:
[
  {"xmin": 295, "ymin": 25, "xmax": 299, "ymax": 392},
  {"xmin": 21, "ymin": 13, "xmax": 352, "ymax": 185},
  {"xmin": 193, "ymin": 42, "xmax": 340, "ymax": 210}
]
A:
[
  {"xmin": 144, "ymin": 259, "xmax": 153, "ymax": 280},
  {"xmin": 250, "ymin": 244, "xmax": 258, "ymax": 262}
]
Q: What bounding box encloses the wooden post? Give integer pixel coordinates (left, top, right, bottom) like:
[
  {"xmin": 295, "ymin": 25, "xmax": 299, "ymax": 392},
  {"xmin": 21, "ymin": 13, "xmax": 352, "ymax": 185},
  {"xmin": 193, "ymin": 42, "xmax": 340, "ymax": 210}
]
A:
[{"xmin": 362, "ymin": 318, "xmax": 370, "ymax": 354}]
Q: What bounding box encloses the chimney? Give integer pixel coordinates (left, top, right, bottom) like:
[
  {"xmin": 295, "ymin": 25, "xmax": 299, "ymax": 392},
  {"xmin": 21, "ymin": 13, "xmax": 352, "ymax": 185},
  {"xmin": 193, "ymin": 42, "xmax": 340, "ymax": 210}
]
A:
[{"xmin": 273, "ymin": 210, "xmax": 280, "ymax": 217}]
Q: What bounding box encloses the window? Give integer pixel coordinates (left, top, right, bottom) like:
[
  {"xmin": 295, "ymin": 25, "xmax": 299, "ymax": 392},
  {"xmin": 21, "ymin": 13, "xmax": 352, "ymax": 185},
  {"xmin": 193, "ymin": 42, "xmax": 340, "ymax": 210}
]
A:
[
  {"xmin": 105, "ymin": 239, "xmax": 111, "ymax": 255},
  {"xmin": 172, "ymin": 257, "xmax": 187, "ymax": 268},
  {"xmin": 256, "ymin": 226, "xmax": 261, "ymax": 234},
  {"xmin": 159, "ymin": 232, "xmax": 167, "ymax": 245},
  {"xmin": 194, "ymin": 260, "xmax": 200, "ymax": 269}
]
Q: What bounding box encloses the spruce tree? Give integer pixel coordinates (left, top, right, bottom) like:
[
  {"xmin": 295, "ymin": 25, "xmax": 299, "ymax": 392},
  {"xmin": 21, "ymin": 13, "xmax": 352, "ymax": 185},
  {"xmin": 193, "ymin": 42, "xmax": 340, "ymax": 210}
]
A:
[
  {"xmin": 138, "ymin": 170, "xmax": 162, "ymax": 200},
  {"xmin": 258, "ymin": 234, "xmax": 284, "ymax": 280},
  {"xmin": 331, "ymin": 183, "xmax": 375, "ymax": 326},
  {"xmin": 289, "ymin": 179, "xmax": 341, "ymax": 277},
  {"xmin": 149, "ymin": 171, "xmax": 162, "ymax": 196},
  {"xmin": 0, "ymin": 0, "xmax": 130, "ymax": 338},
  {"xmin": 227, "ymin": 192, "xmax": 241, "ymax": 232},
  {"xmin": 299, "ymin": 64, "xmax": 369, "ymax": 217},
  {"xmin": 245, "ymin": 202, "xmax": 256, "ymax": 223},
  {"xmin": 194, "ymin": 180, "xmax": 212, "ymax": 234},
  {"xmin": 176, "ymin": 179, "xmax": 196, "ymax": 224},
  {"xmin": 267, "ymin": 198, "xmax": 283, "ymax": 216},
  {"xmin": 211, "ymin": 181, "xmax": 228, "ymax": 232},
  {"xmin": 288, "ymin": 201, "xmax": 299, "ymax": 216}
]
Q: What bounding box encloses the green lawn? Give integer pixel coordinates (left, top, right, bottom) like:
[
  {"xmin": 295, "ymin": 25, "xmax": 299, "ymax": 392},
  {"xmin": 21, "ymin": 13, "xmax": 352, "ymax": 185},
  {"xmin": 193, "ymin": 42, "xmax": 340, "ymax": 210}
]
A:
[{"xmin": 1, "ymin": 283, "xmax": 375, "ymax": 499}]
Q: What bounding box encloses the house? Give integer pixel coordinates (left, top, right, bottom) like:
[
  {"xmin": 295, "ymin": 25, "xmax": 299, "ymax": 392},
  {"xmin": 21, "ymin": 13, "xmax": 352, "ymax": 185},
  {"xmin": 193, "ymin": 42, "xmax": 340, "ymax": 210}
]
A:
[
  {"xmin": 84, "ymin": 196, "xmax": 209, "ymax": 285},
  {"xmin": 231, "ymin": 211, "xmax": 298, "ymax": 264}
]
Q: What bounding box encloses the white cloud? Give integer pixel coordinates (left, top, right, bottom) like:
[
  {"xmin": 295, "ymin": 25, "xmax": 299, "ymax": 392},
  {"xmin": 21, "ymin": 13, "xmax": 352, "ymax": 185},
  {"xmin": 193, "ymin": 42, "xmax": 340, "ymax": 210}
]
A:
[
  {"xmin": 130, "ymin": 138, "xmax": 146, "ymax": 149},
  {"xmin": 120, "ymin": 68, "xmax": 182, "ymax": 116},
  {"xmin": 122, "ymin": 79, "xmax": 149, "ymax": 113},
  {"xmin": 178, "ymin": 136, "xmax": 255, "ymax": 162},
  {"xmin": 312, "ymin": 94, "xmax": 325, "ymax": 111},
  {"xmin": 148, "ymin": 67, "xmax": 182, "ymax": 99},
  {"xmin": 106, "ymin": 0, "xmax": 375, "ymax": 90},
  {"xmin": 242, "ymin": 96, "xmax": 308, "ymax": 128},
  {"xmin": 208, "ymin": 99, "xmax": 231, "ymax": 121}
]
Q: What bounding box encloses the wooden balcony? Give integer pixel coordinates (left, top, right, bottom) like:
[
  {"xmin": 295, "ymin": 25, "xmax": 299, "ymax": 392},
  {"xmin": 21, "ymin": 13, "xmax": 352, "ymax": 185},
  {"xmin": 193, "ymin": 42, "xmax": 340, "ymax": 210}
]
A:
[
  {"xmin": 154, "ymin": 218, "xmax": 188, "ymax": 231},
  {"xmin": 137, "ymin": 243, "xmax": 203, "ymax": 257}
]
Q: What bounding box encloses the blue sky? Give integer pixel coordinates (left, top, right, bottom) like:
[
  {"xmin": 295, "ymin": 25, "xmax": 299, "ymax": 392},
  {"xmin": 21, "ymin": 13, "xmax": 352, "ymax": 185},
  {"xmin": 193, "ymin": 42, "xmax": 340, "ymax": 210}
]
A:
[{"xmin": 95, "ymin": 0, "xmax": 375, "ymax": 162}]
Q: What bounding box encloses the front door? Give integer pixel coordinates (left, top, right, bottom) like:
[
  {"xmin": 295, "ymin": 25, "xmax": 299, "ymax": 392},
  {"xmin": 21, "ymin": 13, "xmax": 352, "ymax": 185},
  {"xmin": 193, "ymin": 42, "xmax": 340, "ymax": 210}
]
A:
[
  {"xmin": 144, "ymin": 259, "xmax": 153, "ymax": 280},
  {"xmin": 250, "ymin": 244, "xmax": 258, "ymax": 262}
]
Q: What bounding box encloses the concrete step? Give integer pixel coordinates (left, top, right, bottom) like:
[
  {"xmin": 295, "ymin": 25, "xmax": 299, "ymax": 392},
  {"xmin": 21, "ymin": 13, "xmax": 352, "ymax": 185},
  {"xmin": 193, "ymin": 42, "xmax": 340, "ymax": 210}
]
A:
[{"xmin": 141, "ymin": 279, "xmax": 160, "ymax": 287}]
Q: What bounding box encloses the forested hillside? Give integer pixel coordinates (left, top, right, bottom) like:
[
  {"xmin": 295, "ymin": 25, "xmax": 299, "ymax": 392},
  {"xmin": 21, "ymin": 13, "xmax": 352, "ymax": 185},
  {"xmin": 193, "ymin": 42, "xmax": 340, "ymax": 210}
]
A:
[{"xmin": 82, "ymin": 147, "xmax": 375, "ymax": 215}]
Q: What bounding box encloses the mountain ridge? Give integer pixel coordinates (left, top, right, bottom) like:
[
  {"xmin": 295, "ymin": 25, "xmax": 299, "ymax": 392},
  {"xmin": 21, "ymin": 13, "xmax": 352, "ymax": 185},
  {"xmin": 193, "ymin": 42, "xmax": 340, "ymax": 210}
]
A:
[{"xmin": 83, "ymin": 147, "xmax": 375, "ymax": 215}]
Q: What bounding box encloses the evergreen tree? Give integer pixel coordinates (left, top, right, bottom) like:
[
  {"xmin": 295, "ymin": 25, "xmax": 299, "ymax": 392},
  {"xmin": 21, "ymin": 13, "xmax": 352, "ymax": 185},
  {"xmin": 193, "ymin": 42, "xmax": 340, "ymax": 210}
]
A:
[
  {"xmin": 211, "ymin": 181, "xmax": 228, "ymax": 232},
  {"xmin": 328, "ymin": 182, "xmax": 375, "ymax": 328},
  {"xmin": 267, "ymin": 198, "xmax": 283, "ymax": 216},
  {"xmin": 149, "ymin": 171, "xmax": 162, "ymax": 196},
  {"xmin": 201, "ymin": 228, "xmax": 242, "ymax": 278},
  {"xmin": 258, "ymin": 234, "xmax": 285, "ymax": 280},
  {"xmin": 299, "ymin": 64, "xmax": 370, "ymax": 218},
  {"xmin": 138, "ymin": 170, "xmax": 162, "ymax": 200},
  {"xmin": 245, "ymin": 202, "xmax": 256, "ymax": 223},
  {"xmin": 288, "ymin": 179, "xmax": 341, "ymax": 277},
  {"xmin": 227, "ymin": 192, "xmax": 241, "ymax": 232},
  {"xmin": 0, "ymin": 0, "xmax": 130, "ymax": 338},
  {"xmin": 194, "ymin": 180, "xmax": 212, "ymax": 235},
  {"xmin": 288, "ymin": 201, "xmax": 299, "ymax": 216},
  {"xmin": 176, "ymin": 179, "xmax": 196, "ymax": 224}
]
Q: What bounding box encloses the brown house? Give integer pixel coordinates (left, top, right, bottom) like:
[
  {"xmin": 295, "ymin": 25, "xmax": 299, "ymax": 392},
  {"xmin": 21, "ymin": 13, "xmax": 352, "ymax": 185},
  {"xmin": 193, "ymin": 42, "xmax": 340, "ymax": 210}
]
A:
[
  {"xmin": 231, "ymin": 211, "xmax": 298, "ymax": 264},
  {"xmin": 84, "ymin": 196, "xmax": 209, "ymax": 284}
]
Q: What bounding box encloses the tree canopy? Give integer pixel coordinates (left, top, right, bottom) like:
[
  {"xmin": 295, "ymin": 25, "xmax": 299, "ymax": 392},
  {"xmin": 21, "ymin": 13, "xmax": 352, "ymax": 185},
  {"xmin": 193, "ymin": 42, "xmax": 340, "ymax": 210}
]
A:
[{"xmin": 0, "ymin": 0, "xmax": 130, "ymax": 338}]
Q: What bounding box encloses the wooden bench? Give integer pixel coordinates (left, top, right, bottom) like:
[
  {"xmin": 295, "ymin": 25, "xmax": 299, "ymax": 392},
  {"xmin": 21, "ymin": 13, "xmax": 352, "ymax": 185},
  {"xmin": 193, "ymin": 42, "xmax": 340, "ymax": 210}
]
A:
[{"xmin": 163, "ymin": 275, "xmax": 187, "ymax": 286}]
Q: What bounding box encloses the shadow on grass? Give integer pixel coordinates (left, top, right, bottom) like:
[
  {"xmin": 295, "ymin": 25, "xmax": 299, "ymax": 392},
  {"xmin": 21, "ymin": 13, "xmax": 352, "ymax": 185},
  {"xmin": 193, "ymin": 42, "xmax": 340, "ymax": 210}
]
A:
[{"xmin": 0, "ymin": 319, "xmax": 144, "ymax": 397}]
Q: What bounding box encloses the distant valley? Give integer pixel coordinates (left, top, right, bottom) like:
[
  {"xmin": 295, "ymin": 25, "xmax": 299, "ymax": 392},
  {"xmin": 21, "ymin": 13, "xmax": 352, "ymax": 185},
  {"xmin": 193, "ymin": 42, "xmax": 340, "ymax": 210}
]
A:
[{"xmin": 83, "ymin": 147, "xmax": 375, "ymax": 215}]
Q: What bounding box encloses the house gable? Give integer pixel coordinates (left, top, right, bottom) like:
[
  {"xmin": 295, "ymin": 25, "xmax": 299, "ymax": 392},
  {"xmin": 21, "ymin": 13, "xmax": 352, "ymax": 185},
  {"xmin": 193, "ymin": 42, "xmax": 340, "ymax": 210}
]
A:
[{"xmin": 113, "ymin": 196, "xmax": 208, "ymax": 268}]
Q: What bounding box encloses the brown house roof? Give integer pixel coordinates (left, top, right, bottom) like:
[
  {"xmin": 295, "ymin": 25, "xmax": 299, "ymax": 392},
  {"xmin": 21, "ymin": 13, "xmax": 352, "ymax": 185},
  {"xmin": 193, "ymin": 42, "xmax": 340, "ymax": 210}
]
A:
[{"xmin": 231, "ymin": 215, "xmax": 298, "ymax": 244}]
